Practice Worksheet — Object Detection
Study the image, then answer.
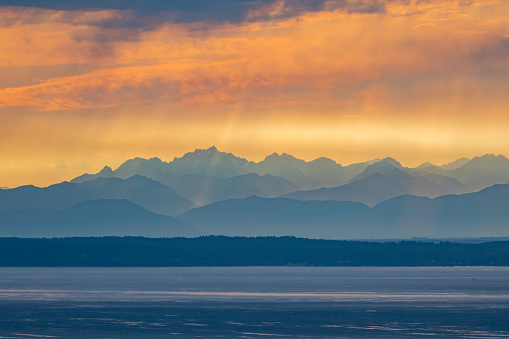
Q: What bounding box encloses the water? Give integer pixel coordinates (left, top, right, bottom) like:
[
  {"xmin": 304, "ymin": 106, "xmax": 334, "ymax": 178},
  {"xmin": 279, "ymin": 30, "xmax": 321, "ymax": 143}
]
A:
[{"xmin": 1, "ymin": 267, "xmax": 509, "ymax": 338}]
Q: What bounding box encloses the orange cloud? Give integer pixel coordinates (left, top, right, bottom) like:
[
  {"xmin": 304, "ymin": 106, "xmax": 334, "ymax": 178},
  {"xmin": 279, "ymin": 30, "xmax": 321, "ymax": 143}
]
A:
[
  {"xmin": 0, "ymin": 0, "xmax": 507, "ymax": 112},
  {"xmin": 1, "ymin": 0, "xmax": 509, "ymax": 187}
]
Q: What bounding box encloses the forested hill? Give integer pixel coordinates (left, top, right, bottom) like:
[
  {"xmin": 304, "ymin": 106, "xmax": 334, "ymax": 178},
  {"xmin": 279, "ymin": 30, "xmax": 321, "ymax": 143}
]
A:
[{"xmin": 1, "ymin": 236, "xmax": 508, "ymax": 267}]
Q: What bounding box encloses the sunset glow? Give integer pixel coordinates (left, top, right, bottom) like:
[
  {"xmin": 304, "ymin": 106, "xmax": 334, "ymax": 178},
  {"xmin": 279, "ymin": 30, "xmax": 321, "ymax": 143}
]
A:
[{"xmin": 1, "ymin": 0, "xmax": 508, "ymax": 187}]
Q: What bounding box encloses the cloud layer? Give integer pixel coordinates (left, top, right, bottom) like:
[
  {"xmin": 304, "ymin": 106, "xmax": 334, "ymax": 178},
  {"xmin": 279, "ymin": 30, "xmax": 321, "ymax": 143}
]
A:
[
  {"xmin": 0, "ymin": 0, "xmax": 507, "ymax": 111},
  {"xmin": 0, "ymin": 0, "xmax": 508, "ymax": 187},
  {"xmin": 0, "ymin": 0, "xmax": 386, "ymax": 22}
]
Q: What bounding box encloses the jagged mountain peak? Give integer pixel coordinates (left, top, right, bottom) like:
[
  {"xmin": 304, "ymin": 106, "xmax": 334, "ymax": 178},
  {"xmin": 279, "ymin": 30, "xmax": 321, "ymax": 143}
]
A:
[
  {"xmin": 179, "ymin": 147, "xmax": 216, "ymax": 158},
  {"xmin": 116, "ymin": 156, "xmax": 165, "ymax": 169},
  {"xmin": 309, "ymin": 157, "xmax": 338, "ymax": 166},
  {"xmin": 365, "ymin": 159, "xmax": 403, "ymax": 172},
  {"xmin": 66, "ymin": 149, "xmax": 509, "ymax": 196},
  {"xmin": 449, "ymin": 154, "xmax": 509, "ymax": 191},
  {"xmin": 168, "ymin": 146, "xmax": 250, "ymax": 178},
  {"xmin": 479, "ymin": 153, "xmax": 504, "ymax": 159},
  {"xmin": 470, "ymin": 154, "xmax": 508, "ymax": 163},
  {"xmin": 348, "ymin": 159, "xmax": 408, "ymax": 183},
  {"xmin": 98, "ymin": 165, "xmax": 114, "ymax": 174},
  {"xmin": 453, "ymin": 154, "xmax": 509, "ymax": 173},
  {"xmin": 124, "ymin": 157, "xmax": 146, "ymax": 163},
  {"xmin": 262, "ymin": 152, "xmax": 302, "ymax": 163},
  {"xmin": 439, "ymin": 157, "xmax": 470, "ymax": 170},
  {"xmin": 379, "ymin": 157, "xmax": 403, "ymax": 168},
  {"xmin": 417, "ymin": 162, "xmax": 435, "ymax": 169},
  {"xmin": 174, "ymin": 146, "xmax": 246, "ymax": 162},
  {"xmin": 83, "ymin": 174, "xmax": 156, "ymax": 186},
  {"xmin": 263, "ymin": 152, "xmax": 280, "ymax": 160},
  {"xmin": 113, "ymin": 156, "xmax": 167, "ymax": 179}
]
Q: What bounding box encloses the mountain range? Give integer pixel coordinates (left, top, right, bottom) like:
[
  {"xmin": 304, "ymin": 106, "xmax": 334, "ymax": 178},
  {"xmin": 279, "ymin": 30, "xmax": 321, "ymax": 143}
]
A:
[
  {"xmin": 0, "ymin": 175, "xmax": 193, "ymax": 216},
  {"xmin": 0, "ymin": 199, "xmax": 196, "ymax": 237},
  {"xmin": 179, "ymin": 184, "xmax": 509, "ymax": 239},
  {"xmin": 282, "ymin": 161, "xmax": 469, "ymax": 206},
  {"xmin": 72, "ymin": 147, "xmax": 509, "ymax": 192},
  {"xmin": 1, "ymin": 146, "xmax": 509, "ymax": 239},
  {"xmin": 72, "ymin": 146, "xmax": 369, "ymax": 190}
]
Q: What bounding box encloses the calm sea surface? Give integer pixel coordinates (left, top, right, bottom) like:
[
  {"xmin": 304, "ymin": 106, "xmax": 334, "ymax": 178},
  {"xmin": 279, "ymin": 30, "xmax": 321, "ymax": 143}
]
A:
[{"xmin": 0, "ymin": 267, "xmax": 508, "ymax": 338}]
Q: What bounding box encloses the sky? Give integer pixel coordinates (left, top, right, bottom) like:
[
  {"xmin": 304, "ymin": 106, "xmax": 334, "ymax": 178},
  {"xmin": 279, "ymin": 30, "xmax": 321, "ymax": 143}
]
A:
[{"xmin": 0, "ymin": 0, "xmax": 508, "ymax": 188}]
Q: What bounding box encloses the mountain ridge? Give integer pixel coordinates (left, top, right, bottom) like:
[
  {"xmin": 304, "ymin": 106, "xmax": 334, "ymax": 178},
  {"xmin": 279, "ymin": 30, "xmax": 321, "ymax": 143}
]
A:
[
  {"xmin": 281, "ymin": 170, "xmax": 469, "ymax": 206},
  {"xmin": 0, "ymin": 176, "xmax": 195, "ymax": 216},
  {"xmin": 178, "ymin": 183, "xmax": 509, "ymax": 239},
  {"xmin": 69, "ymin": 148, "xmax": 509, "ymax": 193},
  {"xmin": 0, "ymin": 199, "xmax": 198, "ymax": 237},
  {"xmin": 2, "ymin": 147, "xmax": 509, "ymax": 240}
]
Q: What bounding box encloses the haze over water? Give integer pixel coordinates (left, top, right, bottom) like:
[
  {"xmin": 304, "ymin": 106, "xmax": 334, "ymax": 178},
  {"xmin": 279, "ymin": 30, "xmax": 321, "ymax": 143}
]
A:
[{"xmin": 1, "ymin": 267, "xmax": 509, "ymax": 338}]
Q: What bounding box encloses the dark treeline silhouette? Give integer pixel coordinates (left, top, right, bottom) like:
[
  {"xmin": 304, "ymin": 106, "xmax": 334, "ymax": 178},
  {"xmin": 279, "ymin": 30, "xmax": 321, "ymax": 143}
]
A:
[{"xmin": 1, "ymin": 236, "xmax": 508, "ymax": 266}]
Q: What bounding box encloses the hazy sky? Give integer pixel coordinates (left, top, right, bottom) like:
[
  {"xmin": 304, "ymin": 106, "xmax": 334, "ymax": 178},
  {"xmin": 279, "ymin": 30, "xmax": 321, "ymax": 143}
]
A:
[{"xmin": 1, "ymin": 0, "xmax": 508, "ymax": 187}]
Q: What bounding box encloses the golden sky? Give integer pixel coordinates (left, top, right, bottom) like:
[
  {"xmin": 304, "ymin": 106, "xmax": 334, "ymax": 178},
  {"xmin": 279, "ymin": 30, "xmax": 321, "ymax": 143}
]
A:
[{"xmin": 1, "ymin": 0, "xmax": 508, "ymax": 187}]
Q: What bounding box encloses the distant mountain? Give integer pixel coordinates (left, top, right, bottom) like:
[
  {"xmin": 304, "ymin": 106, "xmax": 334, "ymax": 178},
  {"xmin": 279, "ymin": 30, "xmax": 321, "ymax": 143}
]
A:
[
  {"xmin": 412, "ymin": 164, "xmax": 449, "ymax": 176},
  {"xmin": 71, "ymin": 147, "xmax": 378, "ymax": 191},
  {"xmin": 178, "ymin": 196, "xmax": 372, "ymax": 239},
  {"xmin": 449, "ymin": 154, "xmax": 509, "ymax": 191},
  {"xmin": 153, "ymin": 172, "xmax": 298, "ymax": 206},
  {"xmin": 0, "ymin": 199, "xmax": 197, "ymax": 237},
  {"xmin": 417, "ymin": 162, "xmax": 436, "ymax": 169},
  {"xmin": 168, "ymin": 146, "xmax": 252, "ymax": 178},
  {"xmin": 217, "ymin": 173, "xmax": 298, "ymax": 201},
  {"xmin": 303, "ymin": 157, "xmax": 353, "ymax": 188},
  {"xmin": 416, "ymin": 158, "xmax": 470, "ymax": 171},
  {"xmin": 69, "ymin": 148, "xmax": 509, "ymax": 195},
  {"xmin": 75, "ymin": 161, "xmax": 299, "ymax": 206},
  {"xmin": 287, "ymin": 156, "xmax": 352, "ymax": 188},
  {"xmin": 114, "ymin": 157, "xmax": 169, "ymax": 179},
  {"xmin": 373, "ymin": 183, "xmax": 509, "ymax": 238},
  {"xmin": 414, "ymin": 155, "xmax": 509, "ymax": 191},
  {"xmin": 347, "ymin": 157, "xmax": 404, "ymax": 183},
  {"xmin": 72, "ymin": 166, "xmax": 113, "ymax": 183},
  {"xmin": 3, "ymin": 181, "xmax": 509, "ymax": 239},
  {"xmin": 73, "ymin": 146, "xmax": 253, "ymax": 181},
  {"xmin": 0, "ymin": 182, "xmax": 94, "ymax": 210},
  {"xmin": 440, "ymin": 157, "xmax": 471, "ymax": 170},
  {"xmin": 245, "ymin": 152, "xmax": 314, "ymax": 189},
  {"xmin": 0, "ymin": 176, "xmax": 194, "ymax": 216},
  {"xmin": 79, "ymin": 176, "xmax": 195, "ymax": 216},
  {"xmin": 243, "ymin": 152, "xmax": 379, "ymax": 189},
  {"xmin": 282, "ymin": 171, "xmax": 469, "ymax": 207},
  {"xmin": 339, "ymin": 160, "xmax": 379, "ymax": 183},
  {"xmin": 72, "ymin": 158, "xmax": 170, "ymax": 183},
  {"xmin": 179, "ymin": 183, "xmax": 509, "ymax": 239},
  {"xmin": 7, "ymin": 146, "xmax": 509, "ymax": 239}
]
